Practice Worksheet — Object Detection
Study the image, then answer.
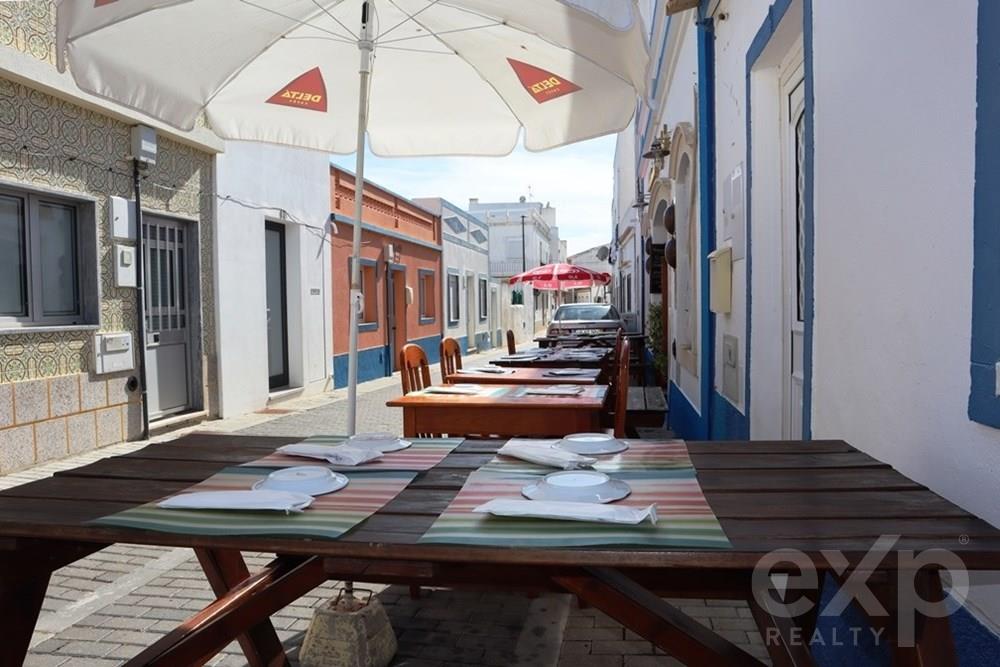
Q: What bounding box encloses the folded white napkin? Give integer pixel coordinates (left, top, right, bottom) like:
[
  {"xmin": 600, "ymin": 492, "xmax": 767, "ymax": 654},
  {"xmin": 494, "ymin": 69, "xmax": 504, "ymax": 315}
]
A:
[
  {"xmin": 498, "ymin": 441, "xmax": 596, "ymax": 469},
  {"xmin": 422, "ymin": 384, "xmax": 482, "ymax": 395},
  {"xmin": 278, "ymin": 443, "xmax": 383, "ymax": 466},
  {"xmin": 474, "ymin": 499, "xmax": 657, "ymax": 525},
  {"xmin": 544, "ymin": 369, "xmax": 588, "ymax": 376},
  {"xmin": 524, "ymin": 385, "xmax": 583, "ymax": 396},
  {"xmin": 457, "ymin": 367, "xmax": 511, "ymax": 374},
  {"xmin": 158, "ymin": 490, "xmax": 314, "ymax": 513}
]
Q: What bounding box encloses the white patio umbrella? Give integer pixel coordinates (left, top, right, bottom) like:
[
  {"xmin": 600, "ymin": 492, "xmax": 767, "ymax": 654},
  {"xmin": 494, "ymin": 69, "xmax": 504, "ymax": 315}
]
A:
[{"xmin": 56, "ymin": 0, "xmax": 649, "ymax": 435}]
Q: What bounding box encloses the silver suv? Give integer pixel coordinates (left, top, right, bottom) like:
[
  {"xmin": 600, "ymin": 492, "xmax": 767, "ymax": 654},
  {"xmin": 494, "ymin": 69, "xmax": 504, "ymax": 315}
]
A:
[{"xmin": 547, "ymin": 303, "xmax": 625, "ymax": 337}]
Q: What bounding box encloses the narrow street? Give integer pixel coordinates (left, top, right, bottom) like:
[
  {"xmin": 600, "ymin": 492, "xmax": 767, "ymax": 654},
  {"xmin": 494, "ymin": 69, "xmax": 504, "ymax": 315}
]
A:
[{"xmin": 13, "ymin": 346, "xmax": 765, "ymax": 666}]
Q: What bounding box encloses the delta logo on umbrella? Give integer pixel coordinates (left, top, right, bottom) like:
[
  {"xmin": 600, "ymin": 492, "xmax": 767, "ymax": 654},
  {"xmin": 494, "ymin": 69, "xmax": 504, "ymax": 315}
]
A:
[
  {"xmin": 266, "ymin": 68, "xmax": 328, "ymax": 112},
  {"xmin": 94, "ymin": 0, "xmax": 118, "ymax": 6},
  {"xmin": 508, "ymin": 59, "xmax": 581, "ymax": 103}
]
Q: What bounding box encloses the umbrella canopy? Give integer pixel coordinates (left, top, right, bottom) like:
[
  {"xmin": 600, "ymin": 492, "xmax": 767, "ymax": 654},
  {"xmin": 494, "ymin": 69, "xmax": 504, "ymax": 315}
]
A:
[
  {"xmin": 55, "ymin": 0, "xmax": 648, "ymax": 434},
  {"xmin": 509, "ymin": 262, "xmax": 611, "ymax": 290},
  {"xmin": 56, "ymin": 0, "xmax": 649, "ymax": 155}
]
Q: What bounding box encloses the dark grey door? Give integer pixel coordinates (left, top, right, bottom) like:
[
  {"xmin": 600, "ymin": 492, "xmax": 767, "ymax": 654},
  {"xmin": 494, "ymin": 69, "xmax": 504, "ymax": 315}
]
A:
[
  {"xmin": 143, "ymin": 215, "xmax": 191, "ymax": 418},
  {"xmin": 265, "ymin": 222, "xmax": 289, "ymax": 389}
]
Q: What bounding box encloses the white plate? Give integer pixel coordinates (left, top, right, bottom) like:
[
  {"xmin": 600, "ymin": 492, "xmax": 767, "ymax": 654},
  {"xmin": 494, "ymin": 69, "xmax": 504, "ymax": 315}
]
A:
[
  {"xmin": 347, "ymin": 433, "xmax": 412, "ymax": 452},
  {"xmin": 522, "ymin": 470, "xmax": 631, "ymax": 504},
  {"xmin": 252, "ymin": 466, "xmax": 349, "ymax": 496},
  {"xmin": 555, "ymin": 433, "xmax": 629, "ymax": 455}
]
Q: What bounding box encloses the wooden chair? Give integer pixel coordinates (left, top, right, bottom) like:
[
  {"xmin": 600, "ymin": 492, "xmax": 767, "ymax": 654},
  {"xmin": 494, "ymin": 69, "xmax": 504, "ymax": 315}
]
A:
[
  {"xmin": 613, "ymin": 337, "xmax": 631, "ymax": 438},
  {"xmin": 399, "ymin": 344, "xmax": 432, "ymax": 395},
  {"xmin": 506, "ymin": 329, "xmax": 516, "ymax": 354},
  {"xmin": 440, "ymin": 337, "xmax": 463, "ymax": 382}
]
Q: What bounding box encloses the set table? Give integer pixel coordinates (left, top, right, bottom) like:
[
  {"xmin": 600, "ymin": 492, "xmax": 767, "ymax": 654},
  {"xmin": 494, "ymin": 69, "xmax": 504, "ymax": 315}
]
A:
[
  {"xmin": 490, "ymin": 347, "xmax": 612, "ymax": 369},
  {"xmin": 444, "ymin": 367, "xmax": 601, "ymax": 385},
  {"xmin": 385, "ymin": 385, "xmax": 609, "ymax": 437},
  {"xmin": 1, "ymin": 433, "xmax": 998, "ymax": 666}
]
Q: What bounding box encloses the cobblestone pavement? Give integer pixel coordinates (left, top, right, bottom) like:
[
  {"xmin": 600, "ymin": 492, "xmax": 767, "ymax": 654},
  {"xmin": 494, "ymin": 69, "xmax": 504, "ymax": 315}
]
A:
[{"xmin": 9, "ymin": 346, "xmax": 769, "ymax": 666}]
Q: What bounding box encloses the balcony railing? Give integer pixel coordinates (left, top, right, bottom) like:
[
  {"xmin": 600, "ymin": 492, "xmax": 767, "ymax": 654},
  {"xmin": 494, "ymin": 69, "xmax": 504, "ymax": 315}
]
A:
[{"xmin": 490, "ymin": 259, "xmax": 526, "ymax": 277}]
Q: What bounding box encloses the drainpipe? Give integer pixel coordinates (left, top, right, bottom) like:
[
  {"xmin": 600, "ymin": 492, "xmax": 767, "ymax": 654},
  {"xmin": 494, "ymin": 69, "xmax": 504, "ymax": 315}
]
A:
[{"xmin": 132, "ymin": 159, "xmax": 150, "ymax": 440}]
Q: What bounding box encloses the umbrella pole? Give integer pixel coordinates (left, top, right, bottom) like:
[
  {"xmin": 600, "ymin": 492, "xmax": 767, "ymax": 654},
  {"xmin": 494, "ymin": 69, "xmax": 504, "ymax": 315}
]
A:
[{"xmin": 346, "ymin": 0, "xmax": 374, "ymax": 440}]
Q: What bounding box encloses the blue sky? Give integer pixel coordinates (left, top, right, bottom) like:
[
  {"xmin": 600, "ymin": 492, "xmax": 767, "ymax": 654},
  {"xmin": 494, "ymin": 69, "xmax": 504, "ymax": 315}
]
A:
[{"xmin": 330, "ymin": 134, "xmax": 616, "ymax": 255}]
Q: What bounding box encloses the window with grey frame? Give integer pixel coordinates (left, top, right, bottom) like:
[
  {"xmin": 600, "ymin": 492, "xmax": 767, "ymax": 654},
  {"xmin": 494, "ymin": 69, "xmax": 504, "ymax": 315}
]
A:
[
  {"xmin": 447, "ymin": 273, "xmax": 460, "ymax": 324},
  {"xmin": 418, "ymin": 269, "xmax": 435, "ymax": 323},
  {"xmin": 478, "ymin": 277, "xmax": 488, "ymax": 321},
  {"xmin": 0, "ymin": 189, "xmax": 88, "ymax": 326}
]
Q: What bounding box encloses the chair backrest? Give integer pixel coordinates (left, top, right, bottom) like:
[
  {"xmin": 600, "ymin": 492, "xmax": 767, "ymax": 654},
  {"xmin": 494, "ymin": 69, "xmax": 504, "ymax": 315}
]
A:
[
  {"xmin": 614, "ymin": 337, "xmax": 631, "ymax": 438},
  {"xmin": 400, "ymin": 344, "xmax": 432, "ymax": 395},
  {"xmin": 506, "ymin": 329, "xmax": 516, "ymax": 354},
  {"xmin": 440, "ymin": 337, "xmax": 463, "ymax": 382}
]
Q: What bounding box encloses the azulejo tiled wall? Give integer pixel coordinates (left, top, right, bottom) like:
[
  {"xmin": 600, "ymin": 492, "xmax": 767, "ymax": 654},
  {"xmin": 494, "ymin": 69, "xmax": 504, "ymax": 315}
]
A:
[{"xmin": 0, "ymin": 1, "xmax": 219, "ymax": 468}]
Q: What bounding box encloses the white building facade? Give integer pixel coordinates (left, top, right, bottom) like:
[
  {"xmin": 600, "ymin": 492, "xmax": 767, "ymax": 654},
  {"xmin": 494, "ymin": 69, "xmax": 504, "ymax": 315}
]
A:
[
  {"xmin": 213, "ymin": 142, "xmax": 332, "ymax": 418},
  {"xmin": 469, "ymin": 197, "xmax": 561, "ymax": 343},
  {"xmin": 613, "ymin": 0, "xmax": 1000, "ymax": 657},
  {"xmin": 415, "ymin": 198, "xmax": 497, "ymax": 353},
  {"xmin": 566, "ymin": 245, "xmax": 612, "ymax": 304}
]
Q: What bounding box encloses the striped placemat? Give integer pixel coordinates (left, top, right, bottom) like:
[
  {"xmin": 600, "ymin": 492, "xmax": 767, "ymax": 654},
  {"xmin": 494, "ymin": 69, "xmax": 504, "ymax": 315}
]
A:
[
  {"xmin": 91, "ymin": 466, "xmax": 416, "ymax": 540},
  {"xmin": 408, "ymin": 385, "xmax": 607, "ymax": 401},
  {"xmin": 479, "ymin": 439, "xmax": 693, "ymax": 474},
  {"xmin": 244, "ymin": 436, "xmax": 463, "ymax": 472},
  {"xmin": 419, "ymin": 468, "xmax": 730, "ymax": 549}
]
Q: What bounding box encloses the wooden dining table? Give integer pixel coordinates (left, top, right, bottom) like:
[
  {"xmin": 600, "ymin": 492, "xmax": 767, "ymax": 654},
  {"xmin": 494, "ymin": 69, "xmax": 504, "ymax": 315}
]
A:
[
  {"xmin": 1, "ymin": 433, "xmax": 997, "ymax": 667},
  {"xmin": 445, "ymin": 366, "xmax": 601, "ymax": 385},
  {"xmin": 490, "ymin": 347, "xmax": 612, "ymax": 369},
  {"xmin": 386, "ymin": 384, "xmax": 609, "ymax": 437}
]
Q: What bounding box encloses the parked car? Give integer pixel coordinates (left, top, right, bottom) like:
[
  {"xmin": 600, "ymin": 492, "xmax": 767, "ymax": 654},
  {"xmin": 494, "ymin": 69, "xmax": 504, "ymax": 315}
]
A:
[{"xmin": 547, "ymin": 303, "xmax": 625, "ymax": 337}]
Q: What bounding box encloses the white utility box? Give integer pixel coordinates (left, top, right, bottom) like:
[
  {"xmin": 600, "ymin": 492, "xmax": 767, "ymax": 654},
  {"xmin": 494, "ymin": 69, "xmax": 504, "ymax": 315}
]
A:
[
  {"xmin": 93, "ymin": 332, "xmax": 135, "ymax": 375},
  {"xmin": 707, "ymin": 246, "xmax": 733, "ymax": 314},
  {"xmin": 114, "ymin": 244, "xmax": 138, "ymax": 288},
  {"xmin": 108, "ymin": 196, "xmax": 137, "ymax": 240}
]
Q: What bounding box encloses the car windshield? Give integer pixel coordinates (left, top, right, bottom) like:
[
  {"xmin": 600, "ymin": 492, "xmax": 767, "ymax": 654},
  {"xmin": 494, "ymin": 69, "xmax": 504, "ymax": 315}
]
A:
[{"xmin": 553, "ymin": 305, "xmax": 620, "ymax": 321}]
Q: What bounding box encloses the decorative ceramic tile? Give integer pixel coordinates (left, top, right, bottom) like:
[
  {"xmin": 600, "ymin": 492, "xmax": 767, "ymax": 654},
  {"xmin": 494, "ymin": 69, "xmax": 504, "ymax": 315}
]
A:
[
  {"xmin": 67, "ymin": 412, "xmax": 97, "ymax": 455},
  {"xmin": 80, "ymin": 374, "xmax": 108, "ymax": 411},
  {"xmin": 49, "ymin": 374, "xmax": 80, "ymax": 417},
  {"xmin": 96, "ymin": 406, "xmax": 122, "ymax": 447},
  {"xmin": 0, "ymin": 425, "xmax": 34, "ymax": 474},
  {"xmin": 34, "ymin": 417, "xmax": 67, "ymax": 463},
  {"xmin": 13, "ymin": 378, "xmax": 48, "ymax": 424}
]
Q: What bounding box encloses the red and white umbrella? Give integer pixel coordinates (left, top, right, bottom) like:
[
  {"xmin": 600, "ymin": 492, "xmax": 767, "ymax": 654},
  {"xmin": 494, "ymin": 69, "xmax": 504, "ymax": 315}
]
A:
[{"xmin": 509, "ymin": 263, "xmax": 611, "ymax": 290}]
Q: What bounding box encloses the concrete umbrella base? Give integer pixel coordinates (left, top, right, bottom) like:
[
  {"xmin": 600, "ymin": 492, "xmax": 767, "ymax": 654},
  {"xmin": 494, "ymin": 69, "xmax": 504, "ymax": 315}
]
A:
[{"xmin": 298, "ymin": 594, "xmax": 397, "ymax": 667}]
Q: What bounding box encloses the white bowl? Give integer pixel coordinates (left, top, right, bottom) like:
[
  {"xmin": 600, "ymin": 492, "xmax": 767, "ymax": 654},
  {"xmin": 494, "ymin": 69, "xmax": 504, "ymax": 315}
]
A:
[
  {"xmin": 556, "ymin": 433, "xmax": 629, "ymax": 455},
  {"xmin": 347, "ymin": 433, "xmax": 411, "ymax": 452},
  {"xmin": 522, "ymin": 470, "xmax": 631, "ymax": 504},
  {"xmin": 252, "ymin": 466, "xmax": 349, "ymax": 496}
]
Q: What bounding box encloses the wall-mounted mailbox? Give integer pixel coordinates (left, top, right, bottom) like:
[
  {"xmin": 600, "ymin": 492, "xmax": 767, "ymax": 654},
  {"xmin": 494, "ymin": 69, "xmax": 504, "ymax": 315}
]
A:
[
  {"xmin": 114, "ymin": 244, "xmax": 137, "ymax": 288},
  {"xmin": 707, "ymin": 246, "xmax": 733, "ymax": 314},
  {"xmin": 93, "ymin": 332, "xmax": 135, "ymax": 375},
  {"xmin": 108, "ymin": 196, "xmax": 136, "ymax": 240}
]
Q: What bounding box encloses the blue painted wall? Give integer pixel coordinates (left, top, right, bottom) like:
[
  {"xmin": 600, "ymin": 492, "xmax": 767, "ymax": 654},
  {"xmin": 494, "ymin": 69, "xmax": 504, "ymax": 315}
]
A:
[
  {"xmin": 332, "ymin": 334, "xmax": 442, "ymax": 388},
  {"xmin": 668, "ymin": 382, "xmax": 706, "ymax": 439}
]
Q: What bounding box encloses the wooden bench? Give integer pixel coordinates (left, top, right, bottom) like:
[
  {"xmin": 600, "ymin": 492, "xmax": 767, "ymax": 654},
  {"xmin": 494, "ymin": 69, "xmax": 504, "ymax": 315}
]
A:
[{"xmin": 626, "ymin": 386, "xmax": 668, "ymax": 428}]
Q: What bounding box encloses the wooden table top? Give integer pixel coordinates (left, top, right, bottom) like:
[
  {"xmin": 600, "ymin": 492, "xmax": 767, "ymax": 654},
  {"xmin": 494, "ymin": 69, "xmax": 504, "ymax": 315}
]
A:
[
  {"xmin": 490, "ymin": 348, "xmax": 612, "ymax": 368},
  {"xmin": 444, "ymin": 367, "xmax": 601, "ymax": 385},
  {"xmin": 1, "ymin": 434, "xmax": 998, "ymax": 570},
  {"xmin": 386, "ymin": 384, "xmax": 608, "ymax": 409}
]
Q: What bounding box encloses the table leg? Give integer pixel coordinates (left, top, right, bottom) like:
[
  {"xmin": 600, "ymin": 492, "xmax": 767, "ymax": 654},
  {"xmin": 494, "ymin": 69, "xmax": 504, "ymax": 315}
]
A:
[
  {"xmin": 0, "ymin": 538, "xmax": 106, "ymax": 666},
  {"xmin": 196, "ymin": 548, "xmax": 290, "ymax": 667},
  {"xmin": 553, "ymin": 567, "xmax": 765, "ymax": 667},
  {"xmin": 124, "ymin": 555, "xmax": 325, "ymax": 667},
  {"xmin": 890, "ymin": 570, "xmax": 957, "ymax": 667},
  {"xmin": 403, "ymin": 408, "xmax": 416, "ymax": 438},
  {"xmin": 1, "ymin": 569, "xmax": 50, "ymax": 666},
  {"xmin": 747, "ymin": 589, "xmax": 818, "ymax": 667}
]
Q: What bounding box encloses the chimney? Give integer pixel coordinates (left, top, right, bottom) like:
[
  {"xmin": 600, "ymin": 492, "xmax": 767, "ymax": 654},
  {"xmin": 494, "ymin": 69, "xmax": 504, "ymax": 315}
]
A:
[{"xmin": 469, "ymin": 197, "xmax": 479, "ymax": 207}]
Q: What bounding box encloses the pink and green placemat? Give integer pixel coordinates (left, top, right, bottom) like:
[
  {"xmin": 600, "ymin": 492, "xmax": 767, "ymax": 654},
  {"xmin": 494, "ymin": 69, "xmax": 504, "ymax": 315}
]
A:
[
  {"xmin": 479, "ymin": 439, "xmax": 693, "ymax": 475},
  {"xmin": 419, "ymin": 467, "xmax": 730, "ymax": 549},
  {"xmin": 91, "ymin": 466, "xmax": 416, "ymax": 540},
  {"xmin": 243, "ymin": 436, "xmax": 463, "ymax": 472}
]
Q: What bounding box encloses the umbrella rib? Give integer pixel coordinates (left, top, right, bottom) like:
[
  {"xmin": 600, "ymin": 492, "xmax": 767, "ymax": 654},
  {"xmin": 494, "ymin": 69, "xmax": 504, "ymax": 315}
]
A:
[
  {"xmin": 377, "ymin": 22, "xmax": 503, "ymax": 47},
  {"xmin": 308, "ymin": 0, "xmax": 359, "ymax": 40},
  {"xmin": 376, "ymin": 0, "xmax": 442, "ymax": 42},
  {"xmin": 238, "ymin": 0, "xmax": 355, "ymax": 42}
]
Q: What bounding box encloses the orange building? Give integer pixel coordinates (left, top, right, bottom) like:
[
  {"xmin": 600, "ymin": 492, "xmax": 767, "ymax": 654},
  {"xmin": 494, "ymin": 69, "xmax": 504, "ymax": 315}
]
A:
[{"xmin": 330, "ymin": 167, "xmax": 442, "ymax": 388}]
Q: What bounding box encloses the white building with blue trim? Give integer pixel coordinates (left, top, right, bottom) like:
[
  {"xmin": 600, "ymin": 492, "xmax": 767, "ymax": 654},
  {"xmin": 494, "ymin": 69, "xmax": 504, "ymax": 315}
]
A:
[
  {"xmin": 415, "ymin": 198, "xmax": 497, "ymax": 353},
  {"xmin": 614, "ymin": 0, "xmax": 1000, "ymax": 660}
]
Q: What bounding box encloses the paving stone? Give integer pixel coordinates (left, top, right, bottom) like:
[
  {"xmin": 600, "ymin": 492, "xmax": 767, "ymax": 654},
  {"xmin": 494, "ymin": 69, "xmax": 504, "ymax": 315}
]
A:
[
  {"xmin": 591, "ymin": 640, "xmax": 657, "ymax": 655},
  {"xmin": 558, "ymin": 655, "xmax": 623, "ymax": 667},
  {"xmin": 567, "ymin": 626, "xmax": 625, "ymax": 641},
  {"xmin": 53, "ymin": 640, "xmax": 117, "ymax": 658},
  {"xmin": 711, "ymin": 616, "xmax": 760, "ymax": 632},
  {"xmin": 623, "ymin": 656, "xmax": 685, "ymax": 667},
  {"xmin": 23, "ymin": 655, "xmax": 68, "ymax": 667}
]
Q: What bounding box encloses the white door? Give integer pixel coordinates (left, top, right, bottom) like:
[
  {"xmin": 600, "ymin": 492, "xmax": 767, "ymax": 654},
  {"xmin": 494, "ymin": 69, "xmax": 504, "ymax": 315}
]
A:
[
  {"xmin": 489, "ymin": 285, "xmax": 499, "ymax": 348},
  {"xmin": 780, "ymin": 58, "xmax": 806, "ymax": 439},
  {"xmin": 143, "ymin": 215, "xmax": 192, "ymax": 419}
]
